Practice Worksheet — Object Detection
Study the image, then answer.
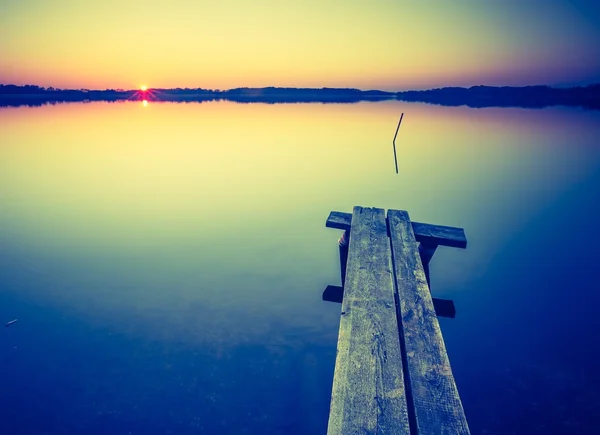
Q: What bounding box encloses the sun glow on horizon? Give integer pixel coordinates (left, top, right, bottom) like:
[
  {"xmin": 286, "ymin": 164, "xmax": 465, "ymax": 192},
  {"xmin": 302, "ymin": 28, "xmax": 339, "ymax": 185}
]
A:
[{"xmin": 140, "ymin": 85, "xmax": 147, "ymax": 92}]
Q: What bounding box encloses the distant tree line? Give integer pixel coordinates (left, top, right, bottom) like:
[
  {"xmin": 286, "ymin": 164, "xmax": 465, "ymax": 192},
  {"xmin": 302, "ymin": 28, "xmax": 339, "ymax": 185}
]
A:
[
  {"xmin": 1, "ymin": 83, "xmax": 598, "ymax": 109},
  {"xmin": 395, "ymin": 84, "xmax": 600, "ymax": 109}
]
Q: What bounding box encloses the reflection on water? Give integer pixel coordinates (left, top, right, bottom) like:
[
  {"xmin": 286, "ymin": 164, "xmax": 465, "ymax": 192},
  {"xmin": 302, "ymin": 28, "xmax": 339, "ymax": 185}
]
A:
[{"xmin": 1, "ymin": 101, "xmax": 599, "ymax": 434}]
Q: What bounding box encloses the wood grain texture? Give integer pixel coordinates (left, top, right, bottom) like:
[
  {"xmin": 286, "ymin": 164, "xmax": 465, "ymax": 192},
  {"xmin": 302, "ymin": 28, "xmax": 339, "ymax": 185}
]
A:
[
  {"xmin": 387, "ymin": 209, "xmax": 470, "ymax": 435},
  {"xmin": 410, "ymin": 222, "xmax": 467, "ymax": 249},
  {"xmin": 323, "ymin": 285, "xmax": 456, "ymax": 319},
  {"xmin": 327, "ymin": 206, "xmax": 411, "ymax": 435},
  {"xmin": 326, "ymin": 211, "xmax": 467, "ymax": 248},
  {"xmin": 326, "ymin": 211, "xmax": 354, "ymax": 230}
]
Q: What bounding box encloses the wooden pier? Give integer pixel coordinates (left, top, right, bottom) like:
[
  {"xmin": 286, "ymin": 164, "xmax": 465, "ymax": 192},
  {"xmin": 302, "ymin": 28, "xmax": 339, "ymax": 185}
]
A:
[{"xmin": 325, "ymin": 206, "xmax": 469, "ymax": 435}]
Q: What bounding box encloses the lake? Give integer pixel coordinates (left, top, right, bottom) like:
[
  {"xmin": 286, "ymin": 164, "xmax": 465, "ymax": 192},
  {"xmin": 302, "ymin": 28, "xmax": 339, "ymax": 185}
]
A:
[{"xmin": 1, "ymin": 100, "xmax": 599, "ymax": 434}]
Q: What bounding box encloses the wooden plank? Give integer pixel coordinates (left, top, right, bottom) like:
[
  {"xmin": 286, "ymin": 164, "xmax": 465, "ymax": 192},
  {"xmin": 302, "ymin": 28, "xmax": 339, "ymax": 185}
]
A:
[
  {"xmin": 326, "ymin": 211, "xmax": 354, "ymax": 230},
  {"xmin": 322, "ymin": 285, "xmax": 457, "ymax": 319},
  {"xmin": 411, "ymin": 222, "xmax": 467, "ymax": 249},
  {"xmin": 387, "ymin": 209, "xmax": 470, "ymax": 434},
  {"xmin": 327, "ymin": 206, "xmax": 411, "ymax": 435},
  {"xmin": 326, "ymin": 211, "xmax": 467, "ymax": 248}
]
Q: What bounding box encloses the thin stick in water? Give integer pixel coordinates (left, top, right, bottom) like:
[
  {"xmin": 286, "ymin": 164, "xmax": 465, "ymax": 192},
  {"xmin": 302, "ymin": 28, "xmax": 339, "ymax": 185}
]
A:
[{"xmin": 393, "ymin": 113, "xmax": 404, "ymax": 174}]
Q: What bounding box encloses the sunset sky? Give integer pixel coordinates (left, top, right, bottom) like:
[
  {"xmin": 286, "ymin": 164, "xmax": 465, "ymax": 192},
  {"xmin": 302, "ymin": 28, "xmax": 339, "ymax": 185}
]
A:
[{"xmin": 1, "ymin": 0, "xmax": 599, "ymax": 91}]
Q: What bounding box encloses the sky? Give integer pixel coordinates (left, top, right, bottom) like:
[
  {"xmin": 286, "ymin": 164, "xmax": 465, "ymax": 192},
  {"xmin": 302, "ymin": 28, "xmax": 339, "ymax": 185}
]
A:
[{"xmin": 1, "ymin": 0, "xmax": 599, "ymax": 91}]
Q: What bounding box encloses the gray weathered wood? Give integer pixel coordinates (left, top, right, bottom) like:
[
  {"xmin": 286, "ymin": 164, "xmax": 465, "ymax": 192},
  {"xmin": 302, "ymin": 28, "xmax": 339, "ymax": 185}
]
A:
[
  {"xmin": 326, "ymin": 211, "xmax": 467, "ymax": 248},
  {"xmin": 387, "ymin": 209, "xmax": 470, "ymax": 434},
  {"xmin": 411, "ymin": 222, "xmax": 467, "ymax": 249},
  {"xmin": 326, "ymin": 211, "xmax": 354, "ymax": 230},
  {"xmin": 322, "ymin": 285, "xmax": 456, "ymax": 319},
  {"xmin": 327, "ymin": 206, "xmax": 411, "ymax": 435}
]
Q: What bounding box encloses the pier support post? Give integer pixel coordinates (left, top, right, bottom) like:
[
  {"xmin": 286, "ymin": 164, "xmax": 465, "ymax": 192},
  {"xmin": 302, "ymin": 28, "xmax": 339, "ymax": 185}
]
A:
[
  {"xmin": 418, "ymin": 242, "xmax": 438, "ymax": 288},
  {"xmin": 339, "ymin": 229, "xmax": 350, "ymax": 287}
]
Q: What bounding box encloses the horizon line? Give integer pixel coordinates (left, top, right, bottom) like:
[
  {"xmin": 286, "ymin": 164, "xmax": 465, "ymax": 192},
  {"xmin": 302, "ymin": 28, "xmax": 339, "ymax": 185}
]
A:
[{"xmin": 2, "ymin": 82, "xmax": 600, "ymax": 93}]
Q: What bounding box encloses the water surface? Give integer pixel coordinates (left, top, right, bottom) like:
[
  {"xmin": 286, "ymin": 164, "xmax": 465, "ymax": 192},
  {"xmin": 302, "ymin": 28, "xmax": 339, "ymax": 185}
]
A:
[{"xmin": 1, "ymin": 100, "xmax": 599, "ymax": 434}]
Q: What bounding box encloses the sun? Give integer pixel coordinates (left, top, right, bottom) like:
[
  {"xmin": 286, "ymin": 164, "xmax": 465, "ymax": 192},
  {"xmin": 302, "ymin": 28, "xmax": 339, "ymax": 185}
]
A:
[{"xmin": 140, "ymin": 85, "xmax": 147, "ymax": 92}]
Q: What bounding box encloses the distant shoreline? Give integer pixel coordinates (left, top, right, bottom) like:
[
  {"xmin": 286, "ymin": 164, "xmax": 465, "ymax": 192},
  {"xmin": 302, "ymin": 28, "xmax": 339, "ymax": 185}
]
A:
[{"xmin": 1, "ymin": 83, "xmax": 599, "ymax": 110}]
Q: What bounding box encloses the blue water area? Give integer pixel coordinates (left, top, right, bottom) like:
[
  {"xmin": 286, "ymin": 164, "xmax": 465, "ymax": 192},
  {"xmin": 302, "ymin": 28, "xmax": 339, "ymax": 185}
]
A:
[
  {"xmin": 0, "ymin": 291, "xmax": 335, "ymax": 434},
  {"xmin": 1, "ymin": 101, "xmax": 599, "ymax": 434}
]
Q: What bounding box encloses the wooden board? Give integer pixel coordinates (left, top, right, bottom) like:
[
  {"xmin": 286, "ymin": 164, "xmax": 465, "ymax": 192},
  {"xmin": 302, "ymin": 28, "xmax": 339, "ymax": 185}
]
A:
[
  {"xmin": 411, "ymin": 222, "xmax": 467, "ymax": 249},
  {"xmin": 326, "ymin": 211, "xmax": 467, "ymax": 248},
  {"xmin": 327, "ymin": 206, "xmax": 411, "ymax": 435},
  {"xmin": 387, "ymin": 209, "xmax": 470, "ymax": 434},
  {"xmin": 322, "ymin": 285, "xmax": 456, "ymax": 319}
]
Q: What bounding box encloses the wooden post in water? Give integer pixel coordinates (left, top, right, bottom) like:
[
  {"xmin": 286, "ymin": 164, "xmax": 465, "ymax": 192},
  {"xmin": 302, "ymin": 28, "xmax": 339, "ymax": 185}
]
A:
[
  {"xmin": 418, "ymin": 242, "xmax": 438, "ymax": 287},
  {"xmin": 338, "ymin": 229, "xmax": 350, "ymax": 287}
]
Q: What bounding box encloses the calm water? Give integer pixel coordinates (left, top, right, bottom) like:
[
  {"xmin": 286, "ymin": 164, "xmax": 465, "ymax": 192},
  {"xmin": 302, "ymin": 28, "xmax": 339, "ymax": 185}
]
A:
[{"xmin": 1, "ymin": 101, "xmax": 599, "ymax": 434}]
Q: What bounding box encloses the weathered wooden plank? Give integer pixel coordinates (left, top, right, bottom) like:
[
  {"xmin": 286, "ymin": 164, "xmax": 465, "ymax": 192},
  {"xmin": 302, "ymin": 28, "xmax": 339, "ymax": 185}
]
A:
[
  {"xmin": 387, "ymin": 209, "xmax": 470, "ymax": 435},
  {"xmin": 326, "ymin": 211, "xmax": 467, "ymax": 248},
  {"xmin": 322, "ymin": 285, "xmax": 457, "ymax": 319},
  {"xmin": 326, "ymin": 211, "xmax": 354, "ymax": 230},
  {"xmin": 327, "ymin": 206, "xmax": 411, "ymax": 435},
  {"xmin": 411, "ymin": 222, "xmax": 467, "ymax": 249}
]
